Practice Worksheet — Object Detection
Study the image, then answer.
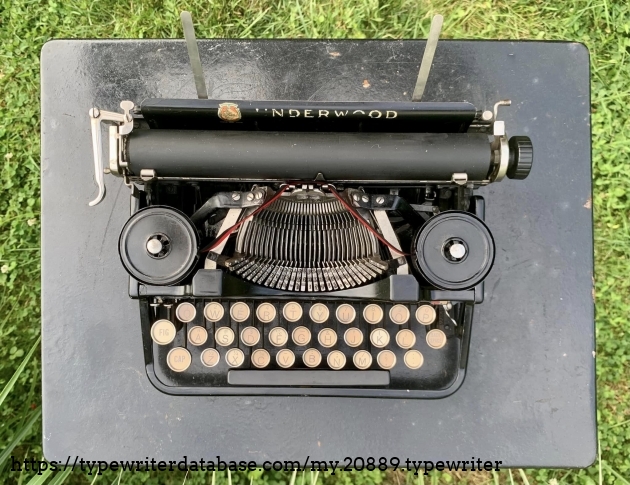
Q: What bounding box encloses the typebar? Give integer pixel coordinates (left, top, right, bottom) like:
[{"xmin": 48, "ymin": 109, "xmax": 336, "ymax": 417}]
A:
[{"xmin": 228, "ymin": 370, "xmax": 390, "ymax": 387}]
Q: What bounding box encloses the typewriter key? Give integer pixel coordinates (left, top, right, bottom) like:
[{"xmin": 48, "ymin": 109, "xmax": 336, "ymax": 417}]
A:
[
  {"xmin": 176, "ymin": 302, "xmax": 196, "ymax": 323},
  {"xmin": 344, "ymin": 328, "xmax": 363, "ymax": 348},
  {"xmin": 426, "ymin": 329, "xmax": 447, "ymax": 349},
  {"xmin": 276, "ymin": 349, "xmax": 296, "ymax": 368},
  {"xmin": 370, "ymin": 328, "xmax": 390, "ymax": 348},
  {"xmin": 404, "ymin": 350, "xmax": 424, "ymax": 370},
  {"xmin": 251, "ymin": 349, "xmax": 271, "ymax": 368},
  {"xmin": 240, "ymin": 326, "xmax": 261, "ymax": 346},
  {"xmin": 353, "ymin": 350, "xmax": 373, "ymax": 370},
  {"xmin": 119, "ymin": 206, "xmax": 198, "ymax": 286},
  {"xmin": 167, "ymin": 347, "xmax": 191, "ymax": 372},
  {"xmin": 204, "ymin": 302, "xmax": 224, "ymax": 322},
  {"xmin": 303, "ymin": 348, "xmax": 322, "ymax": 368},
  {"xmin": 336, "ymin": 304, "xmax": 356, "ymax": 324},
  {"xmin": 200, "ymin": 348, "xmax": 220, "ymax": 368},
  {"xmin": 389, "ymin": 304, "xmax": 410, "ymax": 324},
  {"xmin": 309, "ymin": 303, "xmax": 329, "ymax": 323},
  {"xmin": 396, "ymin": 329, "xmax": 416, "ymax": 349},
  {"xmin": 230, "ymin": 302, "xmax": 250, "ymax": 322},
  {"xmin": 377, "ymin": 350, "xmax": 396, "ymax": 370},
  {"xmin": 150, "ymin": 319, "xmax": 176, "ymax": 345},
  {"xmin": 269, "ymin": 327, "xmax": 289, "ymax": 347},
  {"xmin": 327, "ymin": 350, "xmax": 347, "ymax": 370},
  {"xmin": 413, "ymin": 211, "xmax": 495, "ymax": 291},
  {"xmin": 416, "ymin": 305, "xmax": 437, "ymax": 325},
  {"xmin": 256, "ymin": 303, "xmax": 276, "ymax": 323},
  {"xmin": 188, "ymin": 326, "xmax": 208, "ymax": 346},
  {"xmin": 215, "ymin": 327, "xmax": 235, "ymax": 347},
  {"xmin": 282, "ymin": 302, "xmax": 303, "ymax": 322},
  {"xmin": 225, "ymin": 348, "xmax": 245, "ymax": 368},
  {"xmin": 318, "ymin": 328, "xmax": 338, "ymax": 348},
  {"xmin": 363, "ymin": 304, "xmax": 383, "ymax": 324},
  {"xmin": 292, "ymin": 326, "xmax": 311, "ymax": 346}
]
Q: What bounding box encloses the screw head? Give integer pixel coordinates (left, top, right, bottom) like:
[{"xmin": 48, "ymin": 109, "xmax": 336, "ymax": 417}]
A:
[
  {"xmin": 376, "ymin": 196, "xmax": 385, "ymax": 204},
  {"xmin": 353, "ymin": 194, "xmax": 360, "ymax": 202},
  {"xmin": 146, "ymin": 238, "xmax": 163, "ymax": 255},
  {"xmin": 482, "ymin": 110, "xmax": 493, "ymax": 121},
  {"xmin": 449, "ymin": 243, "xmax": 467, "ymax": 259},
  {"xmin": 246, "ymin": 192, "xmax": 254, "ymax": 201},
  {"xmin": 231, "ymin": 192, "xmax": 241, "ymax": 201},
  {"xmin": 255, "ymin": 191, "xmax": 263, "ymax": 200},
  {"xmin": 361, "ymin": 195, "xmax": 369, "ymax": 203}
]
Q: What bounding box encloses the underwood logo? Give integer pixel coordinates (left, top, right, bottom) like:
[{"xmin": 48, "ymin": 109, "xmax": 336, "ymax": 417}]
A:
[{"xmin": 267, "ymin": 109, "xmax": 398, "ymax": 119}]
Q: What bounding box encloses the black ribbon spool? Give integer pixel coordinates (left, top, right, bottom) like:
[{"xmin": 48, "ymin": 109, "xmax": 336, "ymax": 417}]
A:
[
  {"xmin": 412, "ymin": 211, "xmax": 495, "ymax": 291},
  {"xmin": 119, "ymin": 206, "xmax": 199, "ymax": 286}
]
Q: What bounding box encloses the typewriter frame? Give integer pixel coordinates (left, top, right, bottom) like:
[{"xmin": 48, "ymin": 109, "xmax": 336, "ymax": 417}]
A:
[{"xmin": 87, "ymin": 21, "xmax": 529, "ymax": 398}]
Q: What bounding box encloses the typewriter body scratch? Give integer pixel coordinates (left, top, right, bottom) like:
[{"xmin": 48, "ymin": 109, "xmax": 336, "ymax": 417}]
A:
[{"xmin": 88, "ymin": 27, "xmax": 533, "ymax": 397}]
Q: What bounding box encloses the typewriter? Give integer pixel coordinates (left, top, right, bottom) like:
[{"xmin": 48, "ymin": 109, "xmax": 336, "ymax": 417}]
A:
[{"xmin": 87, "ymin": 22, "xmax": 532, "ymax": 398}]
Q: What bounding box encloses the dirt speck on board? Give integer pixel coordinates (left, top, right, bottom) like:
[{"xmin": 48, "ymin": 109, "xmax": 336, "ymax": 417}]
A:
[
  {"xmin": 583, "ymin": 197, "xmax": 592, "ymax": 209},
  {"xmin": 362, "ymin": 79, "xmax": 371, "ymax": 88},
  {"xmin": 329, "ymin": 51, "xmax": 341, "ymax": 57}
]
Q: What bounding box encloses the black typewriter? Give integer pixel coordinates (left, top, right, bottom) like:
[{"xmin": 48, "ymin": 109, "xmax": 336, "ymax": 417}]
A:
[{"xmin": 87, "ymin": 22, "xmax": 533, "ymax": 398}]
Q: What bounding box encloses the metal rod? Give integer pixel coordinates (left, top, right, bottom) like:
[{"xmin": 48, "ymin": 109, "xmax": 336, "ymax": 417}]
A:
[
  {"xmin": 412, "ymin": 14, "xmax": 443, "ymax": 102},
  {"xmin": 180, "ymin": 11, "xmax": 209, "ymax": 99}
]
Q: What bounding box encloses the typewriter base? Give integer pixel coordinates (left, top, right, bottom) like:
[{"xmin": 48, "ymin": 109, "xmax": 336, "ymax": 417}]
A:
[{"xmin": 41, "ymin": 39, "xmax": 595, "ymax": 467}]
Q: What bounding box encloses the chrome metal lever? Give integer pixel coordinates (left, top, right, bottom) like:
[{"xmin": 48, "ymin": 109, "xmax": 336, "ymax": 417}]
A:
[{"xmin": 88, "ymin": 101, "xmax": 134, "ymax": 206}]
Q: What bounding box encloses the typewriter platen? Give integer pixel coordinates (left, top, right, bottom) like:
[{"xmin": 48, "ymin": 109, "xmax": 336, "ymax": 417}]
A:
[{"xmin": 88, "ymin": 51, "xmax": 533, "ymax": 399}]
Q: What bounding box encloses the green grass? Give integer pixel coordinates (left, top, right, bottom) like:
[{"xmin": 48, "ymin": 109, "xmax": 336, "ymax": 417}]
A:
[{"xmin": 0, "ymin": 0, "xmax": 629, "ymax": 483}]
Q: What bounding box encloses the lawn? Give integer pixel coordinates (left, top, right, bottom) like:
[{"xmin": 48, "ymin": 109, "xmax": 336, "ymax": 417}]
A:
[{"xmin": 0, "ymin": 0, "xmax": 629, "ymax": 484}]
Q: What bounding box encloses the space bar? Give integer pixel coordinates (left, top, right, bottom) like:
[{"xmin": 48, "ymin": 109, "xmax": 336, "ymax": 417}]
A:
[{"xmin": 228, "ymin": 370, "xmax": 390, "ymax": 387}]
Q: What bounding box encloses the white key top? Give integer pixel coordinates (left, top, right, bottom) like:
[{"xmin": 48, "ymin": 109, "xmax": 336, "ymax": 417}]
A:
[
  {"xmin": 318, "ymin": 328, "xmax": 338, "ymax": 348},
  {"xmin": 204, "ymin": 302, "xmax": 225, "ymax": 322},
  {"xmin": 309, "ymin": 303, "xmax": 329, "ymax": 323},
  {"xmin": 377, "ymin": 350, "xmax": 396, "ymax": 369},
  {"xmin": 353, "ymin": 350, "xmax": 372, "ymax": 369},
  {"xmin": 416, "ymin": 305, "xmax": 437, "ymax": 325},
  {"xmin": 240, "ymin": 326, "xmax": 261, "ymax": 346},
  {"xmin": 188, "ymin": 326, "xmax": 208, "ymax": 346},
  {"xmin": 282, "ymin": 302, "xmax": 303, "ymax": 322},
  {"xmin": 395, "ymin": 329, "xmax": 416, "ymax": 349},
  {"xmin": 426, "ymin": 329, "xmax": 447, "ymax": 349},
  {"xmin": 176, "ymin": 302, "xmax": 196, "ymax": 323},
  {"xmin": 200, "ymin": 348, "xmax": 220, "ymax": 368},
  {"xmin": 303, "ymin": 348, "xmax": 322, "ymax": 368},
  {"xmin": 276, "ymin": 349, "xmax": 296, "ymax": 368},
  {"xmin": 269, "ymin": 327, "xmax": 289, "ymax": 347},
  {"xmin": 230, "ymin": 302, "xmax": 250, "ymax": 322},
  {"xmin": 389, "ymin": 304, "xmax": 410, "ymax": 324},
  {"xmin": 344, "ymin": 328, "xmax": 363, "ymax": 348},
  {"xmin": 336, "ymin": 304, "xmax": 356, "ymax": 324},
  {"xmin": 292, "ymin": 326, "xmax": 311, "ymax": 346},
  {"xmin": 151, "ymin": 319, "xmax": 176, "ymax": 345},
  {"xmin": 215, "ymin": 327, "xmax": 235, "ymax": 347},
  {"xmin": 370, "ymin": 328, "xmax": 390, "ymax": 348},
  {"xmin": 167, "ymin": 347, "xmax": 191, "ymax": 372},
  {"xmin": 327, "ymin": 350, "xmax": 346, "ymax": 370},
  {"xmin": 404, "ymin": 350, "xmax": 424, "ymax": 369},
  {"xmin": 256, "ymin": 302, "xmax": 276, "ymax": 323},
  {"xmin": 225, "ymin": 348, "xmax": 245, "ymax": 368},
  {"xmin": 363, "ymin": 304, "xmax": 383, "ymax": 324},
  {"xmin": 251, "ymin": 349, "xmax": 271, "ymax": 368}
]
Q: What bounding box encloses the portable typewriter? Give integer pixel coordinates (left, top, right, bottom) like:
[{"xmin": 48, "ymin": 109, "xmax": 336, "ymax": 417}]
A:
[{"xmin": 87, "ymin": 16, "xmax": 533, "ymax": 397}]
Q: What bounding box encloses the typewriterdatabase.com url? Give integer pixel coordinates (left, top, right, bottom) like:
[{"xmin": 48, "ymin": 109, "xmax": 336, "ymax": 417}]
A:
[{"xmin": 11, "ymin": 455, "xmax": 503, "ymax": 476}]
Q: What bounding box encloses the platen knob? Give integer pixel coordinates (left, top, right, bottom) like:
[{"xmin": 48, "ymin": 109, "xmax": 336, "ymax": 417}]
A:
[{"xmin": 507, "ymin": 136, "xmax": 533, "ymax": 180}]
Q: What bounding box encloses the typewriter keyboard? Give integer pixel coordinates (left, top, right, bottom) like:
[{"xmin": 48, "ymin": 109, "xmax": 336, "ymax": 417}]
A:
[{"xmin": 145, "ymin": 299, "xmax": 464, "ymax": 395}]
